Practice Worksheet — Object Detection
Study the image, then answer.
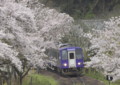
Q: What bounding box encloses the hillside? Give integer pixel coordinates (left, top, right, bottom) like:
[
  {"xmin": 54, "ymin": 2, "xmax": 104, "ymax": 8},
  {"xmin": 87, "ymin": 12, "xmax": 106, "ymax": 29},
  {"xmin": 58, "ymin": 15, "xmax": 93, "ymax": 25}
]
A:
[{"xmin": 39, "ymin": 0, "xmax": 120, "ymax": 19}]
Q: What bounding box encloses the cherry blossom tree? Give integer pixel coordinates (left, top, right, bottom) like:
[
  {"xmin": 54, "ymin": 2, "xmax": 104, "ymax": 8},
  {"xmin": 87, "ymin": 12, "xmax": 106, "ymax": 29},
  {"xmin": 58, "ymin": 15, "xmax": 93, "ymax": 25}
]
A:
[
  {"xmin": 0, "ymin": 0, "xmax": 73, "ymax": 66},
  {"xmin": 0, "ymin": 31, "xmax": 22, "ymax": 70},
  {"xmin": 85, "ymin": 16, "xmax": 120, "ymax": 81},
  {"xmin": 0, "ymin": 0, "xmax": 74, "ymax": 84},
  {"xmin": 0, "ymin": 31, "xmax": 22, "ymax": 85}
]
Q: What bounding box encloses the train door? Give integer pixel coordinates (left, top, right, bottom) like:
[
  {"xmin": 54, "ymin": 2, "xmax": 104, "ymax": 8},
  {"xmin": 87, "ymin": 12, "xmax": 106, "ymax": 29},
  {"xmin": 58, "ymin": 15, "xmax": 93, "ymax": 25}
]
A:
[{"xmin": 68, "ymin": 51, "xmax": 76, "ymax": 68}]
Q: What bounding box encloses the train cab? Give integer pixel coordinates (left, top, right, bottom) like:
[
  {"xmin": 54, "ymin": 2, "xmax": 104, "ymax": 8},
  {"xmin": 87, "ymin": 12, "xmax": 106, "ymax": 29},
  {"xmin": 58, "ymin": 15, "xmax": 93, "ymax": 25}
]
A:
[{"xmin": 45, "ymin": 44, "xmax": 84, "ymax": 75}]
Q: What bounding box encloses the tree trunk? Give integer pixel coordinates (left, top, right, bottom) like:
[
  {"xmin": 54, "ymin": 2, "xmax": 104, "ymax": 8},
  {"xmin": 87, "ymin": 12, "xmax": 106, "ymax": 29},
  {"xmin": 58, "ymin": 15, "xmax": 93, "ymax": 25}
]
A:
[
  {"xmin": 0, "ymin": 77, "xmax": 3, "ymax": 85},
  {"xmin": 6, "ymin": 79, "xmax": 11, "ymax": 85},
  {"xmin": 19, "ymin": 76, "xmax": 22, "ymax": 85}
]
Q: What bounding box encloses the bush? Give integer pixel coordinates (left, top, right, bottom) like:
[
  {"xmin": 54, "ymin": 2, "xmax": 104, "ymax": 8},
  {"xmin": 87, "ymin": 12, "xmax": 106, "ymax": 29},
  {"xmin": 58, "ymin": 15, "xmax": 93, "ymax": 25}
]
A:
[{"xmin": 84, "ymin": 12, "xmax": 95, "ymax": 19}]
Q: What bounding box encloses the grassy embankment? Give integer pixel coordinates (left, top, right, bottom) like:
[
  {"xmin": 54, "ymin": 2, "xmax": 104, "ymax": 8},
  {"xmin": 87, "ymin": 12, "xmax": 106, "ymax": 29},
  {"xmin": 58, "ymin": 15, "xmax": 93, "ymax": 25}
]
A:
[
  {"xmin": 23, "ymin": 70, "xmax": 58, "ymax": 85},
  {"xmin": 83, "ymin": 68, "xmax": 120, "ymax": 85}
]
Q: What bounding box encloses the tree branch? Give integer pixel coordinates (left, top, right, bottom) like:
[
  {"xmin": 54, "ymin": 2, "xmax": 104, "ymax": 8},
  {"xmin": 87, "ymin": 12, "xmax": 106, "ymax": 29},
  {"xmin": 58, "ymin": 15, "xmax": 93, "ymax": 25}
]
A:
[{"xmin": 22, "ymin": 67, "xmax": 31, "ymax": 78}]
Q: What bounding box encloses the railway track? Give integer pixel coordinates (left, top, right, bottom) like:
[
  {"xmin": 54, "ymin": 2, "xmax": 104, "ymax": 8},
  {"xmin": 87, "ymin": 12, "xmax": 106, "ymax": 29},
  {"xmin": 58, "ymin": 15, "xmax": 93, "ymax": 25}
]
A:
[
  {"xmin": 39, "ymin": 70, "xmax": 104, "ymax": 85},
  {"xmin": 76, "ymin": 76, "xmax": 86, "ymax": 85},
  {"xmin": 65, "ymin": 74, "xmax": 86, "ymax": 85}
]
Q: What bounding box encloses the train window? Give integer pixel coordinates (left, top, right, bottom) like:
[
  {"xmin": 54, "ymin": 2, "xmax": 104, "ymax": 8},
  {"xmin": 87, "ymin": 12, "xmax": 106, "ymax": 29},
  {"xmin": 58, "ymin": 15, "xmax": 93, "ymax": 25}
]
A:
[
  {"xmin": 75, "ymin": 49, "xmax": 83, "ymax": 59},
  {"xmin": 62, "ymin": 50, "xmax": 68, "ymax": 60},
  {"xmin": 45, "ymin": 48, "xmax": 58, "ymax": 58},
  {"xmin": 69, "ymin": 53, "xmax": 74, "ymax": 59}
]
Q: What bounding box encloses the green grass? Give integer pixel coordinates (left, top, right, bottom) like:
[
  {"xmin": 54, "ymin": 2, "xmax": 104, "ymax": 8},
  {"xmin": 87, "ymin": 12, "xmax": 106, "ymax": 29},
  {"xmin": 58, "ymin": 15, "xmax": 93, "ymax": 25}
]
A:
[
  {"xmin": 83, "ymin": 68, "xmax": 120, "ymax": 85},
  {"xmin": 23, "ymin": 72, "xmax": 58, "ymax": 85}
]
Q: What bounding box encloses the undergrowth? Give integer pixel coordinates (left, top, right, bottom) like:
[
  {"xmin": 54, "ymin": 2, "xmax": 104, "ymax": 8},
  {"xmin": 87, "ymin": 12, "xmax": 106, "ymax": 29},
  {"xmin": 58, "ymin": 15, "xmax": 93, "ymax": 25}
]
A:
[
  {"xmin": 23, "ymin": 71, "xmax": 58, "ymax": 85},
  {"xmin": 83, "ymin": 68, "xmax": 120, "ymax": 85}
]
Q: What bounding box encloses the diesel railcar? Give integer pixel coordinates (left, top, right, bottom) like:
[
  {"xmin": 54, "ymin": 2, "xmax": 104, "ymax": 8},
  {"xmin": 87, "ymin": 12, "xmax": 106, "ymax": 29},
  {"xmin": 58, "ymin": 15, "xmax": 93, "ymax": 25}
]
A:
[{"xmin": 46, "ymin": 44, "xmax": 84, "ymax": 75}]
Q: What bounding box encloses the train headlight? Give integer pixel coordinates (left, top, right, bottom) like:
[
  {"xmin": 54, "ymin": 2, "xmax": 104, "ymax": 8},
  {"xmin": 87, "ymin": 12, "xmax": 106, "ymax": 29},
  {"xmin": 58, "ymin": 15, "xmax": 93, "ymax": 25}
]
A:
[
  {"xmin": 78, "ymin": 62, "xmax": 81, "ymax": 65},
  {"xmin": 63, "ymin": 63, "xmax": 67, "ymax": 67}
]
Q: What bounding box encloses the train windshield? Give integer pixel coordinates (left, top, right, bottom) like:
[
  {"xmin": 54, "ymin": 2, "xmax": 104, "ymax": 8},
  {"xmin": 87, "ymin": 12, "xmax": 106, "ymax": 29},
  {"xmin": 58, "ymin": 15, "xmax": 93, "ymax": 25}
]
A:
[
  {"xmin": 75, "ymin": 49, "xmax": 83, "ymax": 59},
  {"xmin": 61, "ymin": 50, "xmax": 68, "ymax": 60}
]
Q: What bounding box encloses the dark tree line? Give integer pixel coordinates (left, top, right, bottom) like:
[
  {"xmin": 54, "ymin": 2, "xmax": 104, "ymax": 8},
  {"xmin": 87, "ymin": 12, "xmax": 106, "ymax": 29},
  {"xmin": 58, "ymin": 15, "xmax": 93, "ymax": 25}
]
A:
[{"xmin": 39, "ymin": 0, "xmax": 120, "ymax": 19}]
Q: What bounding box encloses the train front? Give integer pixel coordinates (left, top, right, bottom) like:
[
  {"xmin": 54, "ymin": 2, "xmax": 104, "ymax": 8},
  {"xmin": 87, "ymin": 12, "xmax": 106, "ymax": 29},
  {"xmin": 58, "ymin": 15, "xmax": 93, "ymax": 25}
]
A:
[{"xmin": 59, "ymin": 47, "xmax": 84, "ymax": 75}]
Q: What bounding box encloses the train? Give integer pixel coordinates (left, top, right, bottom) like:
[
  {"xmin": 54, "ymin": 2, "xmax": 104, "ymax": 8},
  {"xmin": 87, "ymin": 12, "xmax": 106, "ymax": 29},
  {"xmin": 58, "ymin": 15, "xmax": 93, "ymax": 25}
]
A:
[{"xmin": 45, "ymin": 44, "xmax": 84, "ymax": 75}]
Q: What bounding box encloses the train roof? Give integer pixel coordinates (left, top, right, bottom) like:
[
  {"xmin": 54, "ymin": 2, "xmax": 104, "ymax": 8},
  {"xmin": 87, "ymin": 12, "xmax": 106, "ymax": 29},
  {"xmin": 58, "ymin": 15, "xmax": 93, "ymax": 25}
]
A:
[
  {"xmin": 59, "ymin": 43, "xmax": 72, "ymax": 48},
  {"xmin": 54, "ymin": 43, "xmax": 82, "ymax": 51},
  {"xmin": 59, "ymin": 46, "xmax": 82, "ymax": 51}
]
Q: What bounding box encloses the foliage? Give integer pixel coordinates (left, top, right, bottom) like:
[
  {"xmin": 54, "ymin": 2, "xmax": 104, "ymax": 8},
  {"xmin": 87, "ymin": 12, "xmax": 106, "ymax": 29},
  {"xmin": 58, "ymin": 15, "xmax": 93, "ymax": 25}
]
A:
[
  {"xmin": 84, "ymin": 68, "xmax": 105, "ymax": 81},
  {"xmin": 84, "ymin": 11, "xmax": 95, "ymax": 19},
  {"xmin": 85, "ymin": 16, "xmax": 120, "ymax": 81},
  {"xmin": 0, "ymin": 0, "xmax": 74, "ymax": 85},
  {"xmin": 61, "ymin": 26, "xmax": 91, "ymax": 48},
  {"xmin": 60, "ymin": 25, "xmax": 91, "ymax": 61},
  {"xmin": 0, "ymin": 0, "xmax": 74, "ymax": 71},
  {"xmin": 39, "ymin": 0, "xmax": 120, "ymax": 19},
  {"xmin": 84, "ymin": 68, "xmax": 120, "ymax": 85}
]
